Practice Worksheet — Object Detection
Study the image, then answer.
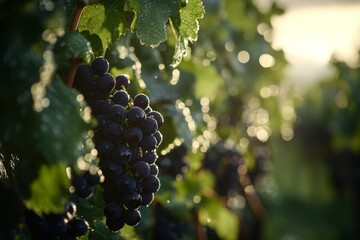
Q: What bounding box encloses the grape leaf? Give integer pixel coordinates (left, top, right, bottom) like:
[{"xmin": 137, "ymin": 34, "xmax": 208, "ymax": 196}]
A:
[
  {"xmin": 198, "ymin": 197, "xmax": 239, "ymax": 240},
  {"xmin": 78, "ymin": 0, "xmax": 127, "ymax": 53},
  {"xmin": 171, "ymin": 0, "xmax": 205, "ymax": 66},
  {"xmin": 35, "ymin": 77, "xmax": 93, "ymax": 165},
  {"xmin": 24, "ymin": 163, "xmax": 70, "ymax": 214},
  {"xmin": 125, "ymin": 0, "xmax": 179, "ymax": 47}
]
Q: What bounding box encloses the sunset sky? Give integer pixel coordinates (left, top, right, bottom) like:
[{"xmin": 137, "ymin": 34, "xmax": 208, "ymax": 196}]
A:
[{"xmin": 272, "ymin": 0, "xmax": 360, "ymax": 67}]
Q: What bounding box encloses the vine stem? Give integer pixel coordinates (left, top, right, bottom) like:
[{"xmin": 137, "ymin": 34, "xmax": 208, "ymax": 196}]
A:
[{"xmin": 66, "ymin": 1, "xmax": 86, "ymax": 87}]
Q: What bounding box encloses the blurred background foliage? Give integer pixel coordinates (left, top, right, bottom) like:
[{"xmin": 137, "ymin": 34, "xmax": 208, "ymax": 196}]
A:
[{"xmin": 0, "ymin": 0, "xmax": 359, "ymax": 239}]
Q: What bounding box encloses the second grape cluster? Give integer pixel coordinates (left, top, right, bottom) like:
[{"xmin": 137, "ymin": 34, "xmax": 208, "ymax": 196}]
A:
[{"xmin": 73, "ymin": 57, "xmax": 164, "ymax": 231}]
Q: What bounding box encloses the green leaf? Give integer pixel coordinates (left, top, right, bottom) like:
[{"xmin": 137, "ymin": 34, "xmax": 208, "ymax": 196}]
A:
[
  {"xmin": 198, "ymin": 197, "xmax": 239, "ymax": 240},
  {"xmin": 35, "ymin": 77, "xmax": 93, "ymax": 165},
  {"xmin": 24, "ymin": 163, "xmax": 70, "ymax": 214},
  {"xmin": 171, "ymin": 0, "xmax": 205, "ymax": 66},
  {"xmin": 180, "ymin": 61, "xmax": 223, "ymax": 101},
  {"xmin": 126, "ymin": 0, "xmax": 179, "ymax": 47},
  {"xmin": 78, "ymin": 0, "xmax": 127, "ymax": 52}
]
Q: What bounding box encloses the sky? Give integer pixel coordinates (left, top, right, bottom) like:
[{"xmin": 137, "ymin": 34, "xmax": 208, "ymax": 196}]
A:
[{"xmin": 271, "ymin": 0, "xmax": 360, "ymax": 68}]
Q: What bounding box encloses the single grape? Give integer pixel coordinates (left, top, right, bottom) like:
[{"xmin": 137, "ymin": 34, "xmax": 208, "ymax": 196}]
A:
[
  {"xmin": 67, "ymin": 218, "xmax": 88, "ymax": 237},
  {"xmin": 106, "ymin": 217, "xmax": 125, "ymax": 232},
  {"xmin": 73, "ymin": 64, "xmax": 94, "ymax": 91},
  {"xmin": 94, "ymin": 73, "xmax": 116, "ymax": 97},
  {"xmin": 129, "ymin": 147, "xmax": 143, "ymax": 164},
  {"xmin": 91, "ymin": 57, "xmax": 109, "ymax": 76},
  {"xmin": 140, "ymin": 192, "xmax": 154, "ymax": 206},
  {"xmin": 142, "ymin": 151, "xmax": 158, "ymax": 164},
  {"xmin": 123, "ymin": 127, "xmax": 143, "ymax": 146},
  {"xmin": 127, "ymin": 106, "xmax": 146, "ymax": 126},
  {"xmin": 153, "ymin": 131, "xmax": 163, "ymax": 146},
  {"xmin": 109, "ymin": 104, "xmax": 127, "ymax": 123},
  {"xmin": 140, "ymin": 117, "xmax": 158, "ymax": 135},
  {"xmin": 147, "ymin": 111, "xmax": 164, "ymax": 127},
  {"xmin": 139, "ymin": 135, "xmax": 158, "ymax": 151},
  {"xmin": 96, "ymin": 99, "xmax": 114, "ymax": 115},
  {"xmin": 115, "ymin": 174, "xmax": 137, "ymax": 193},
  {"xmin": 133, "ymin": 93, "xmax": 150, "ymax": 110},
  {"xmin": 122, "ymin": 192, "xmax": 142, "ymax": 210},
  {"xmin": 83, "ymin": 170, "xmax": 100, "ymax": 186},
  {"xmin": 112, "ymin": 90, "xmax": 129, "ymax": 107},
  {"xmin": 149, "ymin": 164, "xmax": 159, "ymax": 176},
  {"xmin": 45, "ymin": 214, "xmax": 67, "ymax": 237},
  {"xmin": 71, "ymin": 175, "xmax": 87, "ymax": 193},
  {"xmin": 104, "ymin": 202, "xmax": 123, "ymax": 220},
  {"xmin": 123, "ymin": 209, "xmax": 141, "ymax": 226},
  {"xmin": 130, "ymin": 160, "xmax": 150, "ymax": 178},
  {"xmin": 112, "ymin": 144, "xmax": 132, "ymax": 164},
  {"xmin": 100, "ymin": 161, "xmax": 123, "ymax": 179},
  {"xmin": 141, "ymin": 174, "xmax": 161, "ymax": 193},
  {"xmin": 115, "ymin": 74, "xmax": 130, "ymax": 90}
]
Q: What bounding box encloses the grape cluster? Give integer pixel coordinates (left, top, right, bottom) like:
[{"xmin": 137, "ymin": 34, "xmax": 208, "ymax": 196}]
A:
[
  {"xmin": 73, "ymin": 57, "xmax": 164, "ymax": 231},
  {"xmin": 24, "ymin": 199, "xmax": 87, "ymax": 239},
  {"xmin": 203, "ymin": 142, "xmax": 243, "ymax": 197},
  {"xmin": 157, "ymin": 144, "xmax": 189, "ymax": 178}
]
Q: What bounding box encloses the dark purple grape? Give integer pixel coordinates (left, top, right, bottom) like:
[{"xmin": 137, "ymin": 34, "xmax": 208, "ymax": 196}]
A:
[
  {"xmin": 71, "ymin": 175, "xmax": 87, "ymax": 193},
  {"xmin": 67, "ymin": 218, "xmax": 88, "ymax": 237},
  {"xmin": 94, "ymin": 73, "xmax": 115, "ymax": 96},
  {"xmin": 112, "ymin": 144, "xmax": 132, "ymax": 164},
  {"xmin": 83, "ymin": 171, "xmax": 100, "ymax": 186},
  {"xmin": 109, "ymin": 104, "xmax": 127, "ymax": 123},
  {"xmin": 140, "ymin": 117, "xmax": 158, "ymax": 135},
  {"xmin": 115, "ymin": 74, "xmax": 130, "ymax": 90},
  {"xmin": 129, "ymin": 147, "xmax": 143, "ymax": 164},
  {"xmin": 106, "ymin": 217, "xmax": 125, "ymax": 232},
  {"xmin": 133, "ymin": 93, "xmax": 150, "ymax": 110},
  {"xmin": 130, "ymin": 160, "xmax": 150, "ymax": 178},
  {"xmin": 139, "ymin": 135, "xmax": 158, "ymax": 151},
  {"xmin": 123, "ymin": 127, "xmax": 143, "ymax": 145},
  {"xmin": 73, "ymin": 64, "xmax": 94, "ymax": 91},
  {"xmin": 91, "ymin": 57, "xmax": 109, "ymax": 76},
  {"xmin": 45, "ymin": 214, "xmax": 67, "ymax": 237},
  {"xmin": 141, "ymin": 192, "xmax": 154, "ymax": 206},
  {"xmin": 147, "ymin": 111, "xmax": 164, "ymax": 127},
  {"xmin": 76, "ymin": 185, "xmax": 93, "ymax": 198},
  {"xmin": 99, "ymin": 121, "xmax": 121, "ymax": 140},
  {"xmin": 127, "ymin": 106, "xmax": 146, "ymax": 126},
  {"xmin": 96, "ymin": 99, "xmax": 114, "ymax": 115},
  {"xmin": 149, "ymin": 164, "xmax": 159, "ymax": 176},
  {"xmin": 95, "ymin": 140, "xmax": 114, "ymax": 158},
  {"xmin": 153, "ymin": 131, "xmax": 163, "ymax": 146},
  {"xmin": 122, "ymin": 192, "xmax": 142, "ymax": 210},
  {"xmin": 104, "ymin": 202, "xmax": 123, "ymax": 220},
  {"xmin": 141, "ymin": 175, "xmax": 160, "ymax": 193},
  {"xmin": 115, "ymin": 174, "xmax": 137, "ymax": 193},
  {"xmin": 100, "ymin": 161, "xmax": 123, "ymax": 179},
  {"xmin": 142, "ymin": 151, "xmax": 158, "ymax": 164},
  {"xmin": 123, "ymin": 209, "xmax": 141, "ymax": 226},
  {"xmin": 112, "ymin": 90, "xmax": 129, "ymax": 107}
]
